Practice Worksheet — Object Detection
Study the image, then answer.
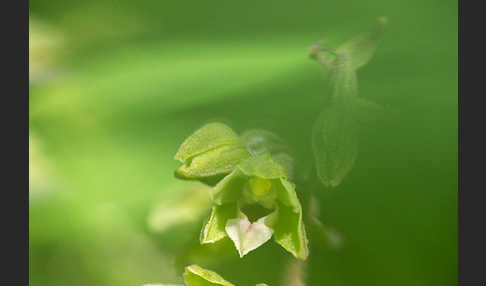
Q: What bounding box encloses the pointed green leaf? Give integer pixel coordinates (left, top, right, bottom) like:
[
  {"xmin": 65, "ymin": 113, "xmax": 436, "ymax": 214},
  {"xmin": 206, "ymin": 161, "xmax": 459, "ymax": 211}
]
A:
[
  {"xmin": 312, "ymin": 100, "xmax": 359, "ymax": 188},
  {"xmin": 336, "ymin": 17, "xmax": 387, "ymax": 71},
  {"xmin": 183, "ymin": 265, "xmax": 234, "ymax": 286},
  {"xmin": 175, "ymin": 145, "xmax": 250, "ymax": 179},
  {"xmin": 200, "ymin": 204, "xmax": 238, "ymax": 244},
  {"xmin": 175, "ymin": 123, "xmax": 241, "ymax": 163},
  {"xmin": 225, "ymin": 212, "xmax": 274, "ymax": 257}
]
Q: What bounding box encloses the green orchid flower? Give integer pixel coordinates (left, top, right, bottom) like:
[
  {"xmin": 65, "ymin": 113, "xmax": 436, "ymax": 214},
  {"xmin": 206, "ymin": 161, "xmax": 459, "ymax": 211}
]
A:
[
  {"xmin": 174, "ymin": 123, "xmax": 309, "ymax": 260},
  {"xmin": 201, "ymin": 153, "xmax": 308, "ymax": 260}
]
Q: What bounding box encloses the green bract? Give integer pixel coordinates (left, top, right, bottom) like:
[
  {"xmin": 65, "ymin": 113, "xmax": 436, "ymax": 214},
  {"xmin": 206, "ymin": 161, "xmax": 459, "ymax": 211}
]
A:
[{"xmin": 174, "ymin": 123, "xmax": 309, "ymax": 260}]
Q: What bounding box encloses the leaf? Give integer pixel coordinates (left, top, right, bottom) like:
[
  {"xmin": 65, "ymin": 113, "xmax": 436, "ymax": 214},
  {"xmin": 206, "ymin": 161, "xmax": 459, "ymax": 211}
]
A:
[
  {"xmin": 336, "ymin": 17, "xmax": 387, "ymax": 71},
  {"xmin": 200, "ymin": 204, "xmax": 238, "ymax": 244},
  {"xmin": 225, "ymin": 212, "xmax": 274, "ymax": 257},
  {"xmin": 175, "ymin": 123, "xmax": 241, "ymax": 163},
  {"xmin": 312, "ymin": 99, "xmax": 359, "ymax": 188},
  {"xmin": 183, "ymin": 265, "xmax": 234, "ymax": 286},
  {"xmin": 175, "ymin": 145, "xmax": 250, "ymax": 179}
]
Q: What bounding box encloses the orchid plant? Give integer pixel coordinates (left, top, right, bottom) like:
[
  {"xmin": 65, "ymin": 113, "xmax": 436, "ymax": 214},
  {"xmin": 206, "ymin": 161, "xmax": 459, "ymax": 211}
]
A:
[{"xmin": 151, "ymin": 17, "xmax": 386, "ymax": 286}]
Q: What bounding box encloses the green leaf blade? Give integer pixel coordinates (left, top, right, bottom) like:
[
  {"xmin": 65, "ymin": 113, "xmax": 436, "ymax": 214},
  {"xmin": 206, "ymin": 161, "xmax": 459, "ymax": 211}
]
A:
[{"xmin": 200, "ymin": 204, "xmax": 238, "ymax": 244}]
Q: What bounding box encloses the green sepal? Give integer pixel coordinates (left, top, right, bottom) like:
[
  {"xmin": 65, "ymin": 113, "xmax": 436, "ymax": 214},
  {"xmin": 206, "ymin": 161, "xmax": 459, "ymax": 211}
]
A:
[
  {"xmin": 174, "ymin": 123, "xmax": 241, "ymax": 163},
  {"xmin": 183, "ymin": 265, "xmax": 234, "ymax": 286},
  {"xmin": 175, "ymin": 145, "xmax": 251, "ymax": 180},
  {"xmin": 272, "ymin": 179, "xmax": 309, "ymax": 260},
  {"xmin": 200, "ymin": 204, "xmax": 238, "ymax": 244},
  {"xmin": 210, "ymin": 169, "xmax": 248, "ymax": 205}
]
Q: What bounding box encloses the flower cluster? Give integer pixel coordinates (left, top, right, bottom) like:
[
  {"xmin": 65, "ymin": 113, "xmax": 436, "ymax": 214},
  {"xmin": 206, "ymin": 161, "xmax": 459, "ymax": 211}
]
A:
[{"xmin": 174, "ymin": 123, "xmax": 308, "ymax": 260}]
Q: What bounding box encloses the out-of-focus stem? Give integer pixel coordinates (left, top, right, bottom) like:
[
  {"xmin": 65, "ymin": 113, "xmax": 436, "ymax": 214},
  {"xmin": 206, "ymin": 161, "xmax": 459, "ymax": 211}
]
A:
[{"xmin": 282, "ymin": 259, "xmax": 306, "ymax": 286}]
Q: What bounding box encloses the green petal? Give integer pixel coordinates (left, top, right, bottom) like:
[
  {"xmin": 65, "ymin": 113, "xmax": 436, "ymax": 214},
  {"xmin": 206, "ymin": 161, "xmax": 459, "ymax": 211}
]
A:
[
  {"xmin": 175, "ymin": 122, "xmax": 241, "ymax": 163},
  {"xmin": 210, "ymin": 169, "xmax": 248, "ymax": 205},
  {"xmin": 183, "ymin": 265, "xmax": 234, "ymax": 286},
  {"xmin": 175, "ymin": 145, "xmax": 250, "ymax": 180},
  {"xmin": 238, "ymin": 153, "xmax": 287, "ymax": 179},
  {"xmin": 200, "ymin": 204, "xmax": 238, "ymax": 244}
]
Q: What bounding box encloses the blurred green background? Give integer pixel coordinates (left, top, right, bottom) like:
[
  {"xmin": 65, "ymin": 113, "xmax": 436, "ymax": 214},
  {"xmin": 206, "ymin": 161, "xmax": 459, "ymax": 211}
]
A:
[{"xmin": 29, "ymin": 0, "xmax": 457, "ymax": 285}]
